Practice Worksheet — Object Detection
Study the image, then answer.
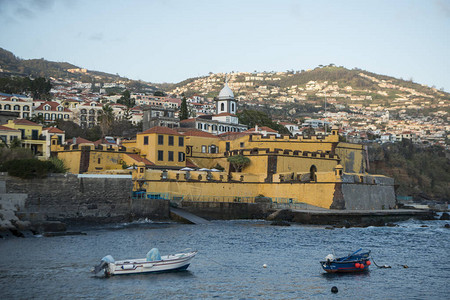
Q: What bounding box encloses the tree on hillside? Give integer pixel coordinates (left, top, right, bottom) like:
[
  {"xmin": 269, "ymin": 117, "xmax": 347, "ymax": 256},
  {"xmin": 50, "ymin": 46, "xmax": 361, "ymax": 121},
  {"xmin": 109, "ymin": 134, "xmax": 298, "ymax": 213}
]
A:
[
  {"xmin": 237, "ymin": 109, "xmax": 290, "ymax": 135},
  {"xmin": 98, "ymin": 104, "xmax": 115, "ymax": 137},
  {"xmin": 30, "ymin": 77, "xmax": 52, "ymax": 99},
  {"xmin": 117, "ymin": 89, "xmax": 135, "ymax": 120},
  {"xmin": 154, "ymin": 91, "xmax": 166, "ymax": 97},
  {"xmin": 179, "ymin": 96, "xmax": 189, "ymax": 120}
]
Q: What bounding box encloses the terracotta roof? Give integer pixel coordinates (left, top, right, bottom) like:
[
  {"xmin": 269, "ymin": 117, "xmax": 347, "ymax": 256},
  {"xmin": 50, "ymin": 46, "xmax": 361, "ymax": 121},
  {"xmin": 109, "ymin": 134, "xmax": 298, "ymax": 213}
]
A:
[
  {"xmin": 43, "ymin": 127, "xmax": 65, "ymax": 133},
  {"xmin": 67, "ymin": 137, "xmax": 93, "ymax": 145},
  {"xmin": 183, "ymin": 129, "xmax": 217, "ymax": 138},
  {"xmin": 140, "ymin": 126, "xmax": 181, "ymax": 135},
  {"xmin": 180, "ymin": 118, "xmax": 196, "ymax": 123},
  {"xmin": 125, "ymin": 153, "xmax": 155, "ymax": 166},
  {"xmin": 245, "ymin": 126, "xmax": 278, "ymax": 133},
  {"xmin": 35, "ymin": 101, "xmax": 72, "ymax": 112},
  {"xmin": 186, "ymin": 158, "xmax": 198, "ymax": 168},
  {"xmin": 0, "ymin": 125, "xmax": 20, "ymax": 132},
  {"xmin": 11, "ymin": 119, "xmax": 40, "ymax": 126}
]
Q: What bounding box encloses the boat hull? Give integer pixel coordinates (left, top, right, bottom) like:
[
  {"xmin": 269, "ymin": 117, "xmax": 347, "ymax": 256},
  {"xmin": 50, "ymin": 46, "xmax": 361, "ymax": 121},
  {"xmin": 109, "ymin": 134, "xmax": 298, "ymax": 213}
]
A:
[
  {"xmin": 320, "ymin": 259, "xmax": 370, "ymax": 273},
  {"xmin": 106, "ymin": 251, "xmax": 197, "ymax": 276}
]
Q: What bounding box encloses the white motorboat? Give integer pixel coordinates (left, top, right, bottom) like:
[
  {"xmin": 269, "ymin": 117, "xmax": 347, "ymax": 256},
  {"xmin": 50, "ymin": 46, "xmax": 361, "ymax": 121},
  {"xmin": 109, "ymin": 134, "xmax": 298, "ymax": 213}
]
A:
[{"xmin": 92, "ymin": 248, "xmax": 197, "ymax": 276}]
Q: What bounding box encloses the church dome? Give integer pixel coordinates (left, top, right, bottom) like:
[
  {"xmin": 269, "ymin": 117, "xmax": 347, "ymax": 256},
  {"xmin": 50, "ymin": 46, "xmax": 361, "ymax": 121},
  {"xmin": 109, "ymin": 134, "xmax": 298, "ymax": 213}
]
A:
[{"xmin": 218, "ymin": 82, "xmax": 234, "ymax": 100}]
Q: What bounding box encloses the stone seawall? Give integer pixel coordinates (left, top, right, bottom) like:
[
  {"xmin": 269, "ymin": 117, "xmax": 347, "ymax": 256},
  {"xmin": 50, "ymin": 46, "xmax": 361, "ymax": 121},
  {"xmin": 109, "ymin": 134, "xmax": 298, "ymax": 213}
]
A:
[
  {"xmin": 0, "ymin": 173, "xmax": 170, "ymax": 228},
  {"xmin": 181, "ymin": 201, "xmax": 271, "ymax": 220}
]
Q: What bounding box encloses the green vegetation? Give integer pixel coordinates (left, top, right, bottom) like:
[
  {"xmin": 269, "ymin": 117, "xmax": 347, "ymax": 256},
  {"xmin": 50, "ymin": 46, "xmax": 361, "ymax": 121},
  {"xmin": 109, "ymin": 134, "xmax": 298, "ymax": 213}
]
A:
[
  {"xmin": 368, "ymin": 140, "xmax": 450, "ymax": 201},
  {"xmin": 227, "ymin": 155, "xmax": 250, "ymax": 172},
  {"xmin": 0, "ymin": 158, "xmax": 67, "ymax": 179},
  {"xmin": 0, "ymin": 76, "xmax": 51, "ymax": 99},
  {"xmin": 237, "ymin": 109, "xmax": 290, "ymax": 135},
  {"xmin": 179, "ymin": 96, "xmax": 189, "ymax": 120}
]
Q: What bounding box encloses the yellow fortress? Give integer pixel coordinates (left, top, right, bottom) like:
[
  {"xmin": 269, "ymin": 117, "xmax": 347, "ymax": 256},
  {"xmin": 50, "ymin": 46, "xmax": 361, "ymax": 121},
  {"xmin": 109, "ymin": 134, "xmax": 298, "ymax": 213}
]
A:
[{"xmin": 50, "ymin": 82, "xmax": 396, "ymax": 211}]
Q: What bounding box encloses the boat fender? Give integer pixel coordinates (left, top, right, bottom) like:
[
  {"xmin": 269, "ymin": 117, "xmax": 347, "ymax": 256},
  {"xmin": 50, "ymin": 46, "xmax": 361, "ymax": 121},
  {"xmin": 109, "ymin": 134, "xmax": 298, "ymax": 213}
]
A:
[
  {"xmin": 143, "ymin": 263, "xmax": 154, "ymax": 268},
  {"xmin": 121, "ymin": 264, "xmax": 135, "ymax": 270}
]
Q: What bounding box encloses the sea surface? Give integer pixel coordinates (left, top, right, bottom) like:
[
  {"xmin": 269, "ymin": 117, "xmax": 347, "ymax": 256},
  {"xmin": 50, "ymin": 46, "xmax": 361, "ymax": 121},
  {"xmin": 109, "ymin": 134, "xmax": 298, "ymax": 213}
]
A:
[{"xmin": 0, "ymin": 218, "xmax": 449, "ymax": 299}]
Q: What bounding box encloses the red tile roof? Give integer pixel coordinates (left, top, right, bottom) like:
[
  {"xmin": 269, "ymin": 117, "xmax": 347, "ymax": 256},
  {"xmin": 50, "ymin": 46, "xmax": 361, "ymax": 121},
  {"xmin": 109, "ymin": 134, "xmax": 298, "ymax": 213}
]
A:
[
  {"xmin": 245, "ymin": 126, "xmax": 278, "ymax": 133},
  {"xmin": 125, "ymin": 153, "xmax": 155, "ymax": 166},
  {"xmin": 0, "ymin": 125, "xmax": 20, "ymax": 132},
  {"xmin": 43, "ymin": 127, "xmax": 65, "ymax": 133},
  {"xmin": 34, "ymin": 101, "xmax": 72, "ymax": 112},
  {"xmin": 67, "ymin": 137, "xmax": 93, "ymax": 145},
  {"xmin": 11, "ymin": 119, "xmax": 40, "ymax": 126},
  {"xmin": 183, "ymin": 129, "xmax": 217, "ymax": 138},
  {"xmin": 180, "ymin": 118, "xmax": 196, "ymax": 123},
  {"xmin": 140, "ymin": 126, "xmax": 181, "ymax": 135},
  {"xmin": 186, "ymin": 158, "xmax": 198, "ymax": 168}
]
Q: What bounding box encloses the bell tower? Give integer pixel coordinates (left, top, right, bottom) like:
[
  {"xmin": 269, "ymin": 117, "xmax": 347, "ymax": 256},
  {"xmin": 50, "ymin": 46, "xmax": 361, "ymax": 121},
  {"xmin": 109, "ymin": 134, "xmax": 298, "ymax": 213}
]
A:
[{"xmin": 215, "ymin": 75, "xmax": 238, "ymax": 115}]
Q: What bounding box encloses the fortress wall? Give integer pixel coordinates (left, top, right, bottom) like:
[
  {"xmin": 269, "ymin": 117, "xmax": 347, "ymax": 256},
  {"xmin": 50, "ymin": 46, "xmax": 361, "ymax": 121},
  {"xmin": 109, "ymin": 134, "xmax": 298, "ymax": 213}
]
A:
[
  {"xmin": 342, "ymin": 183, "xmax": 396, "ymax": 210},
  {"xmin": 0, "ymin": 173, "xmax": 169, "ymax": 223}
]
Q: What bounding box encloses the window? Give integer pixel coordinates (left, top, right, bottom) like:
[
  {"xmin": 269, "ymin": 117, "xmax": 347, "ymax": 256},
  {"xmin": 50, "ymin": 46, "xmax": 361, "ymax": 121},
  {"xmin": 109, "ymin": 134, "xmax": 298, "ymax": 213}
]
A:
[
  {"xmin": 158, "ymin": 135, "xmax": 164, "ymax": 145},
  {"xmin": 158, "ymin": 150, "xmax": 164, "ymax": 161},
  {"xmin": 178, "ymin": 137, "xmax": 184, "ymax": 147},
  {"xmin": 4, "ymin": 104, "xmax": 10, "ymax": 110},
  {"xmin": 198, "ymin": 123, "xmax": 203, "ymax": 130},
  {"xmin": 13, "ymin": 105, "xmax": 20, "ymax": 111},
  {"xmin": 240, "ymin": 142, "xmax": 244, "ymax": 148},
  {"xmin": 98, "ymin": 158, "xmax": 101, "ymax": 164},
  {"xmin": 44, "ymin": 105, "xmax": 50, "ymax": 111},
  {"xmin": 44, "ymin": 113, "xmax": 50, "ymax": 120},
  {"xmin": 221, "ymin": 103, "xmax": 224, "ymax": 111},
  {"xmin": 51, "ymin": 114, "xmax": 56, "ymax": 120},
  {"xmin": 58, "ymin": 106, "xmax": 63, "ymax": 111},
  {"xmin": 232, "ymin": 103, "xmax": 235, "ymax": 112},
  {"xmin": 64, "ymin": 114, "xmax": 69, "ymax": 119},
  {"xmin": 168, "ymin": 136, "xmax": 174, "ymax": 146},
  {"xmin": 168, "ymin": 151, "xmax": 174, "ymax": 161},
  {"xmin": 81, "ymin": 109, "xmax": 87, "ymax": 114},
  {"xmin": 226, "ymin": 142, "xmax": 230, "ymax": 151},
  {"xmin": 178, "ymin": 152, "xmax": 185, "ymax": 162},
  {"xmin": 144, "ymin": 136, "xmax": 148, "ymax": 145},
  {"xmin": 89, "ymin": 109, "xmax": 95, "ymax": 114},
  {"xmin": 202, "ymin": 145, "xmax": 207, "ymax": 153}
]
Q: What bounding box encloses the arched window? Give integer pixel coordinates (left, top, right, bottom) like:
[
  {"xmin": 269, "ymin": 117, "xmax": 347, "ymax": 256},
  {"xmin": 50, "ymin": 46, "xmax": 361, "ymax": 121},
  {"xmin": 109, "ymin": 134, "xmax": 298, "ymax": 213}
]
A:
[
  {"xmin": 13, "ymin": 105, "xmax": 20, "ymax": 111},
  {"xmin": 81, "ymin": 109, "xmax": 87, "ymax": 114},
  {"xmin": 44, "ymin": 113, "xmax": 50, "ymax": 120},
  {"xmin": 231, "ymin": 103, "xmax": 235, "ymax": 112},
  {"xmin": 89, "ymin": 109, "xmax": 95, "ymax": 114},
  {"xmin": 4, "ymin": 104, "xmax": 11, "ymax": 110},
  {"xmin": 51, "ymin": 114, "xmax": 56, "ymax": 120},
  {"xmin": 23, "ymin": 106, "xmax": 29, "ymax": 111},
  {"xmin": 44, "ymin": 105, "xmax": 50, "ymax": 111},
  {"xmin": 221, "ymin": 103, "xmax": 225, "ymax": 111},
  {"xmin": 58, "ymin": 106, "xmax": 63, "ymax": 111}
]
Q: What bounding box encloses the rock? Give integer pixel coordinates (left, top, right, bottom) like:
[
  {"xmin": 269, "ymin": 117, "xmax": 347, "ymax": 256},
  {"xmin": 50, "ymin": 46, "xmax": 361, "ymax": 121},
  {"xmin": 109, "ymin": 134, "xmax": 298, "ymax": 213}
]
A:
[
  {"xmin": 386, "ymin": 223, "xmax": 397, "ymax": 227},
  {"xmin": 43, "ymin": 231, "xmax": 86, "ymax": 237},
  {"xmin": 444, "ymin": 224, "xmax": 450, "ymax": 228},
  {"xmin": 440, "ymin": 212, "xmax": 450, "ymax": 220},
  {"xmin": 420, "ymin": 225, "xmax": 428, "ymax": 228},
  {"xmin": 325, "ymin": 226, "xmax": 334, "ymax": 230},
  {"xmin": 32, "ymin": 221, "xmax": 67, "ymax": 233}
]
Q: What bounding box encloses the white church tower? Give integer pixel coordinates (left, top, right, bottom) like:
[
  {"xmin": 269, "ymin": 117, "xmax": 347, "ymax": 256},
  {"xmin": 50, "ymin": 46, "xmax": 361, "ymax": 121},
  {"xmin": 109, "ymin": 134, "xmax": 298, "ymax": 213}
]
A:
[{"xmin": 215, "ymin": 76, "xmax": 238, "ymax": 115}]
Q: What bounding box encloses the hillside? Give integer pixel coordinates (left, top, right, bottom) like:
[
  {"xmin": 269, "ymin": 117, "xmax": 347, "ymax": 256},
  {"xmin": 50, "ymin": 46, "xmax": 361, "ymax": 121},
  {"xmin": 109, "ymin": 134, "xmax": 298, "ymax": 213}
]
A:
[
  {"xmin": 167, "ymin": 66, "xmax": 450, "ymax": 120},
  {"xmin": 0, "ymin": 48, "xmax": 156, "ymax": 92}
]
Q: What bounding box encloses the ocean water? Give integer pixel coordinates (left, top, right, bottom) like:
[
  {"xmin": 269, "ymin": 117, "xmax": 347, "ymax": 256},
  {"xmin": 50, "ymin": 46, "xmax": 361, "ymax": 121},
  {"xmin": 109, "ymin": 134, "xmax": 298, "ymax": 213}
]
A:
[{"xmin": 0, "ymin": 218, "xmax": 449, "ymax": 299}]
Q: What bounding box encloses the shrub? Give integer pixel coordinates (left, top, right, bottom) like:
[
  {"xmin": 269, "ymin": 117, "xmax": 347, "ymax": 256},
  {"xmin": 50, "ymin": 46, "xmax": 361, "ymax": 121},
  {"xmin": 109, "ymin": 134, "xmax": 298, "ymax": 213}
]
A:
[{"xmin": 1, "ymin": 158, "xmax": 67, "ymax": 179}]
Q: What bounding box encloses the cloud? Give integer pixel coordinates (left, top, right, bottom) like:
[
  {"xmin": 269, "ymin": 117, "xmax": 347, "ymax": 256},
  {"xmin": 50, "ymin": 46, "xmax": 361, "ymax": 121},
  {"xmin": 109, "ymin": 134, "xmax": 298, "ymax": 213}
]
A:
[
  {"xmin": 0, "ymin": 0, "xmax": 55, "ymax": 19},
  {"xmin": 435, "ymin": 0, "xmax": 450, "ymax": 18}
]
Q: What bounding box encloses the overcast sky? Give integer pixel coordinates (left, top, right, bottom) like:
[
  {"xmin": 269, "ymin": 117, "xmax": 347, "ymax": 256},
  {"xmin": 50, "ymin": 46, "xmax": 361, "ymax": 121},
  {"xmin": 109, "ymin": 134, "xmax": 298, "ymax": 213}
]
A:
[{"xmin": 0, "ymin": 0, "xmax": 449, "ymax": 91}]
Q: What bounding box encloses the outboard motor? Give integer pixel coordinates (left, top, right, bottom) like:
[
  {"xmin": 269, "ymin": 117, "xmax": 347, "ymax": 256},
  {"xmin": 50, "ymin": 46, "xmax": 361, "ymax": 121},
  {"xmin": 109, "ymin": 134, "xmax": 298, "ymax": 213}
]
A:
[{"xmin": 92, "ymin": 255, "xmax": 115, "ymax": 275}]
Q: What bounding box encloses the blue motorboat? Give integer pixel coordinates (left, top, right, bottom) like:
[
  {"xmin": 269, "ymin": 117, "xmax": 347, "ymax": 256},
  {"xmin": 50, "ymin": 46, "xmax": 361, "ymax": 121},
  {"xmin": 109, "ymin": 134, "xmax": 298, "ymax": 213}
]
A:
[{"xmin": 320, "ymin": 248, "xmax": 371, "ymax": 273}]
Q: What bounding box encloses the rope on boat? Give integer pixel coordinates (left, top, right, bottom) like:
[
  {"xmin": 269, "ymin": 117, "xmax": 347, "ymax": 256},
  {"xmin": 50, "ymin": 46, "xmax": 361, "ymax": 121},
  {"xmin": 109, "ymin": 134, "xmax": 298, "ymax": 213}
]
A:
[{"xmin": 370, "ymin": 256, "xmax": 391, "ymax": 269}]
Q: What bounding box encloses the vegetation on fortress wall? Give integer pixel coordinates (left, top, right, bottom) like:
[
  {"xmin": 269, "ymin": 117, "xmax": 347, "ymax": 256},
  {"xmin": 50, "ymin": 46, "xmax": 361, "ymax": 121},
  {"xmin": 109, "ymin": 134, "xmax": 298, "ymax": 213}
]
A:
[{"xmin": 368, "ymin": 140, "xmax": 450, "ymax": 201}]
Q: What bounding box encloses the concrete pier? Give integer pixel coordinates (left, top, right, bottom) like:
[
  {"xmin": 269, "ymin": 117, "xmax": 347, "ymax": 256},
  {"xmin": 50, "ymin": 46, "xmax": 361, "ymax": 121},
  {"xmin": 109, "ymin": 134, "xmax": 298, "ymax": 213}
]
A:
[{"xmin": 268, "ymin": 208, "xmax": 436, "ymax": 226}]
